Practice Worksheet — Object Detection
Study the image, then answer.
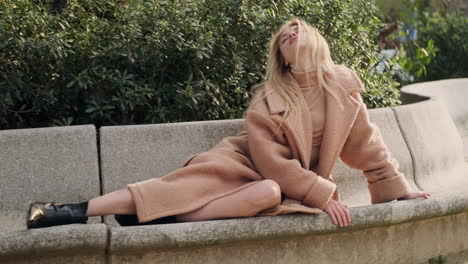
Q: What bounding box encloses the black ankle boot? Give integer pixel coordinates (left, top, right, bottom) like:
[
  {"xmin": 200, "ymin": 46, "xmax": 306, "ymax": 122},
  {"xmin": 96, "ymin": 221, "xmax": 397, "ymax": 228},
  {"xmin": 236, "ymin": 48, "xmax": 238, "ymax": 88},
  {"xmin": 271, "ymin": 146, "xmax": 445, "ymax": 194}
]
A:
[
  {"xmin": 114, "ymin": 214, "xmax": 177, "ymax": 226},
  {"xmin": 26, "ymin": 201, "xmax": 89, "ymax": 229}
]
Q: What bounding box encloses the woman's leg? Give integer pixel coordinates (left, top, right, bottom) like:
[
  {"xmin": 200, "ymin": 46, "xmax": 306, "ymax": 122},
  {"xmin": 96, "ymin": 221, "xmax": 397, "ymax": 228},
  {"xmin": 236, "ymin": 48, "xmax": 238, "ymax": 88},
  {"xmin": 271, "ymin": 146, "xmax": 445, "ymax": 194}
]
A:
[
  {"xmin": 86, "ymin": 188, "xmax": 137, "ymax": 216},
  {"xmin": 86, "ymin": 179, "xmax": 281, "ymax": 220},
  {"xmin": 175, "ymin": 179, "xmax": 282, "ymax": 222},
  {"xmin": 28, "ymin": 175, "xmax": 281, "ymax": 229}
]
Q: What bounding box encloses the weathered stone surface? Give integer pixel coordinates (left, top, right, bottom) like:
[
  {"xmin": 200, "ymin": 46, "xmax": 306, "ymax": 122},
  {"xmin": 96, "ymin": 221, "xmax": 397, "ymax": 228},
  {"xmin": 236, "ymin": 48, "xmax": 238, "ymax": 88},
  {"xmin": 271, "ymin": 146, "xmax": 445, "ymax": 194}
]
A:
[
  {"xmin": 0, "ymin": 223, "xmax": 107, "ymax": 263},
  {"xmin": 0, "ymin": 125, "xmax": 101, "ymax": 231},
  {"xmin": 401, "ymin": 78, "xmax": 468, "ymax": 160},
  {"xmin": 109, "ymin": 211, "xmax": 468, "ymax": 264},
  {"xmin": 108, "ymin": 190, "xmax": 468, "ymax": 253},
  {"xmin": 392, "ymin": 98, "xmax": 468, "ymax": 192},
  {"xmin": 100, "ymin": 119, "xmax": 245, "ymax": 191}
]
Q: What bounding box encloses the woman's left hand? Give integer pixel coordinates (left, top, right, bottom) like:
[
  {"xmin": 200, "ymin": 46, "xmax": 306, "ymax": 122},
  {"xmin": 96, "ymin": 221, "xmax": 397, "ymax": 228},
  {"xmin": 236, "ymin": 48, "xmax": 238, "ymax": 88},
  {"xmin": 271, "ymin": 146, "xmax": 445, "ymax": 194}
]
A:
[{"xmin": 397, "ymin": 192, "xmax": 431, "ymax": 200}]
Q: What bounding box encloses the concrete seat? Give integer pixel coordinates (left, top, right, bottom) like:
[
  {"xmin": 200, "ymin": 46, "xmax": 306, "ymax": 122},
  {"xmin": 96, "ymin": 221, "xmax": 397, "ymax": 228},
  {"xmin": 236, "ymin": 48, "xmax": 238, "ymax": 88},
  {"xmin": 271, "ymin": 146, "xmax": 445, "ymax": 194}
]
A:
[
  {"xmin": 0, "ymin": 125, "xmax": 106, "ymax": 263},
  {"xmin": 401, "ymin": 78, "xmax": 468, "ymax": 161},
  {"xmin": 108, "ymin": 191, "xmax": 468, "ymax": 263},
  {"xmin": 393, "ymin": 98, "xmax": 468, "ymax": 193}
]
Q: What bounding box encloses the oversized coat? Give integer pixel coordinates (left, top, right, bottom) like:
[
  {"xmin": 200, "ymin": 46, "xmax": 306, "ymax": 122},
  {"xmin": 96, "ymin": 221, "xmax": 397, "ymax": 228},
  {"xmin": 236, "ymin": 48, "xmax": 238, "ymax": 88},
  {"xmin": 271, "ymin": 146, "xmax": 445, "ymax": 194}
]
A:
[{"xmin": 128, "ymin": 66, "xmax": 412, "ymax": 223}]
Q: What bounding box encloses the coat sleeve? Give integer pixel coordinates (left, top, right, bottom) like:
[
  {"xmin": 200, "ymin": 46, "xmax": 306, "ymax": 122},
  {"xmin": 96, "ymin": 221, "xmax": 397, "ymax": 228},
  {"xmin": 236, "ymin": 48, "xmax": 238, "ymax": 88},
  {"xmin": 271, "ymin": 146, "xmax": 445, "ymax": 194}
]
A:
[
  {"xmin": 245, "ymin": 109, "xmax": 336, "ymax": 210},
  {"xmin": 340, "ymin": 90, "xmax": 412, "ymax": 204}
]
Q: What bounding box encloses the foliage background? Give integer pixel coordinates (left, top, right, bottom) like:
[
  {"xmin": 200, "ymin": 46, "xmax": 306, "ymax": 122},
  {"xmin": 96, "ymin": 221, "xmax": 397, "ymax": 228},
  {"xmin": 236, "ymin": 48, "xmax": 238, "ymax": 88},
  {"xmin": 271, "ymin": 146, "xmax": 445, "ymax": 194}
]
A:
[
  {"xmin": 375, "ymin": 0, "xmax": 467, "ymax": 85},
  {"xmin": 410, "ymin": 10, "xmax": 467, "ymax": 81},
  {"xmin": 1, "ymin": 0, "xmax": 400, "ymax": 129}
]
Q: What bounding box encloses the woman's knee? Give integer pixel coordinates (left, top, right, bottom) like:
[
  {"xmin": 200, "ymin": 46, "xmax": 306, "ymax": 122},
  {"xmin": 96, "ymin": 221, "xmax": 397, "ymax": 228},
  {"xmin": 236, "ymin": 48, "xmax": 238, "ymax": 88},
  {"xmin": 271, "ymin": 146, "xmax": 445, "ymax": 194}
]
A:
[{"xmin": 254, "ymin": 179, "xmax": 282, "ymax": 208}]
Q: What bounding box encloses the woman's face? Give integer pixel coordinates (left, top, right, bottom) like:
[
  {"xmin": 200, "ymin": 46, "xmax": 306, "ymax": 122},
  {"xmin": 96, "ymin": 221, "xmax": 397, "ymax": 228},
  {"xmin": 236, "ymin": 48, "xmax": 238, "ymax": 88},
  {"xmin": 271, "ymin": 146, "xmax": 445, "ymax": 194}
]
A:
[{"xmin": 279, "ymin": 24, "xmax": 307, "ymax": 67}]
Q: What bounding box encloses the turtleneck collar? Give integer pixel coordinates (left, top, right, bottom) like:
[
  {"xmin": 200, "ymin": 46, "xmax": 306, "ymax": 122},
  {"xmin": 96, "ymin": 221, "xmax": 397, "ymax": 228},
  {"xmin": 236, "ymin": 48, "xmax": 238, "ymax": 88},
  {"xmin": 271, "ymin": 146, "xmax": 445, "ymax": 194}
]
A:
[{"xmin": 291, "ymin": 68, "xmax": 319, "ymax": 88}]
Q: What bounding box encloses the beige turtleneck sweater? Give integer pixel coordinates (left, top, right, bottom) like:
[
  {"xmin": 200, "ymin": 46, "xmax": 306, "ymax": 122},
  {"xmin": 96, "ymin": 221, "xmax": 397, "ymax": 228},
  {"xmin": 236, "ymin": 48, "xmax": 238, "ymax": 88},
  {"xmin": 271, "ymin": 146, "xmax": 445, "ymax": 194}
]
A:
[{"xmin": 291, "ymin": 68, "xmax": 326, "ymax": 169}]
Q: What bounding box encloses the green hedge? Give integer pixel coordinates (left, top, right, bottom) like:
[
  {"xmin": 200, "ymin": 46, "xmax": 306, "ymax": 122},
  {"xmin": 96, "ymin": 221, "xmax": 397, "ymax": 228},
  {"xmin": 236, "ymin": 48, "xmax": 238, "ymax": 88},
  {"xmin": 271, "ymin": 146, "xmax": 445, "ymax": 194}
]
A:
[
  {"xmin": 412, "ymin": 10, "xmax": 468, "ymax": 81},
  {"xmin": 0, "ymin": 0, "xmax": 398, "ymax": 129}
]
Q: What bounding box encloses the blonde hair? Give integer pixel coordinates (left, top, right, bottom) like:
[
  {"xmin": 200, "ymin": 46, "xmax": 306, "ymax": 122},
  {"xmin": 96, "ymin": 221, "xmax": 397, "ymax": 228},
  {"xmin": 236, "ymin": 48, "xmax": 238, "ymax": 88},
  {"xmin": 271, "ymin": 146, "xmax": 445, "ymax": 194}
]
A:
[{"xmin": 247, "ymin": 17, "xmax": 347, "ymax": 129}]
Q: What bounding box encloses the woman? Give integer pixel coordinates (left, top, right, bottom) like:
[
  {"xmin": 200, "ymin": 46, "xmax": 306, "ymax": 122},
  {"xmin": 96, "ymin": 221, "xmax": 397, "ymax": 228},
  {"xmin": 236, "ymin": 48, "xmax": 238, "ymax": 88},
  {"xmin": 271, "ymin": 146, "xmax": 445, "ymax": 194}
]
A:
[{"xmin": 27, "ymin": 18, "xmax": 430, "ymax": 230}]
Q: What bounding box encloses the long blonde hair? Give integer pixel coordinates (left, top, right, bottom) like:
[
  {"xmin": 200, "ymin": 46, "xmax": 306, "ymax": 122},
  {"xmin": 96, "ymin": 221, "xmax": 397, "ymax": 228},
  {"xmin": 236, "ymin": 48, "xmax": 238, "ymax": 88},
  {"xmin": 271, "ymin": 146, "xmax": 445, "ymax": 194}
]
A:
[{"xmin": 248, "ymin": 18, "xmax": 346, "ymax": 127}]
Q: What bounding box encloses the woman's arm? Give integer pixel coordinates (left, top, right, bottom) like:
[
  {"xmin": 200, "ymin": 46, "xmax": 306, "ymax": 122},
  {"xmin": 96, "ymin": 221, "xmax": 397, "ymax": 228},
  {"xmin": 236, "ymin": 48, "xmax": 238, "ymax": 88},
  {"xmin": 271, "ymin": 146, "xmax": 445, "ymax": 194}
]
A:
[
  {"xmin": 245, "ymin": 109, "xmax": 335, "ymax": 210},
  {"xmin": 340, "ymin": 91, "xmax": 417, "ymax": 203}
]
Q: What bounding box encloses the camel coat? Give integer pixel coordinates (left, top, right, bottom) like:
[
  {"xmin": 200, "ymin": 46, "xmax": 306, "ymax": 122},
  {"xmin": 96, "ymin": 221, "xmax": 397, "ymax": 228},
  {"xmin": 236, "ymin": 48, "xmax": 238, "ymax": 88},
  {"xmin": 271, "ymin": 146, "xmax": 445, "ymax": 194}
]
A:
[{"xmin": 128, "ymin": 66, "xmax": 412, "ymax": 223}]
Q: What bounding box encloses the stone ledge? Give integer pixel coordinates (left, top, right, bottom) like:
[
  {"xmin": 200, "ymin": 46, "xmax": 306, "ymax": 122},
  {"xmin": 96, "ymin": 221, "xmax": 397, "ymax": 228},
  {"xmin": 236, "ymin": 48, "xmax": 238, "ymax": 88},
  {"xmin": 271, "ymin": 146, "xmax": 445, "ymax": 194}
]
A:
[
  {"xmin": 0, "ymin": 224, "xmax": 107, "ymax": 258},
  {"xmin": 110, "ymin": 211, "xmax": 468, "ymax": 264},
  {"xmin": 0, "ymin": 124, "xmax": 101, "ymax": 232},
  {"xmin": 110, "ymin": 189, "xmax": 468, "ymax": 253}
]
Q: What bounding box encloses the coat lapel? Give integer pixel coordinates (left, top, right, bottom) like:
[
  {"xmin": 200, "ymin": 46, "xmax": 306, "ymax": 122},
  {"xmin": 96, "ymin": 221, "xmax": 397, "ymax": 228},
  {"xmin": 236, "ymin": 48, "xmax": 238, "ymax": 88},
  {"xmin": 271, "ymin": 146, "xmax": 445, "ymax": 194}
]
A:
[
  {"xmin": 264, "ymin": 81, "xmax": 362, "ymax": 179},
  {"xmin": 264, "ymin": 82, "xmax": 313, "ymax": 170},
  {"xmin": 316, "ymin": 85, "xmax": 362, "ymax": 179}
]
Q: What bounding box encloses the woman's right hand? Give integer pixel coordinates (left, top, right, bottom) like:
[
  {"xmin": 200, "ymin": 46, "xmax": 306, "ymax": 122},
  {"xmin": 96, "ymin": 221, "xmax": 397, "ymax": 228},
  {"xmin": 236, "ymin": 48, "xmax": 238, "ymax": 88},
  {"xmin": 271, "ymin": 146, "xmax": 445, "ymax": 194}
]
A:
[{"xmin": 323, "ymin": 200, "xmax": 351, "ymax": 227}]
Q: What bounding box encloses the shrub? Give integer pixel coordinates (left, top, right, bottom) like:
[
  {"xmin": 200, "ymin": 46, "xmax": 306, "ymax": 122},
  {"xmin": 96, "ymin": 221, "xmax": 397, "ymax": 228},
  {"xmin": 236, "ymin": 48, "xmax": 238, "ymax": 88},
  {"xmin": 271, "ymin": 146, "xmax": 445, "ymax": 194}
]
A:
[
  {"xmin": 412, "ymin": 10, "xmax": 468, "ymax": 81},
  {"xmin": 0, "ymin": 0, "xmax": 398, "ymax": 129},
  {"xmin": 375, "ymin": 0, "xmax": 468, "ymax": 84}
]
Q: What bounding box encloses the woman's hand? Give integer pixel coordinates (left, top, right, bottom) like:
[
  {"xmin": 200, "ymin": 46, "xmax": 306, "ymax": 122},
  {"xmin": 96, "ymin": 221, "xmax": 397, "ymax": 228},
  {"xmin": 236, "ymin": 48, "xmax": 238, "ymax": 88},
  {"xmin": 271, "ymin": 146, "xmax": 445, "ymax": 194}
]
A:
[
  {"xmin": 323, "ymin": 200, "xmax": 351, "ymax": 227},
  {"xmin": 397, "ymin": 192, "xmax": 431, "ymax": 200}
]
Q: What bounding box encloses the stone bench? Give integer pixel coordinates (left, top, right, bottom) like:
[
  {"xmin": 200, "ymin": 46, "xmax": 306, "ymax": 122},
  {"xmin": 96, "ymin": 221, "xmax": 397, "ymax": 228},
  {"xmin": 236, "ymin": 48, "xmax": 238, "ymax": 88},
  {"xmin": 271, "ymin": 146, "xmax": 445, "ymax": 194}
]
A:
[
  {"xmin": 400, "ymin": 78, "xmax": 468, "ymax": 161},
  {"xmin": 0, "ymin": 125, "xmax": 107, "ymax": 263},
  {"xmin": 1, "ymin": 78, "xmax": 467, "ymax": 263}
]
